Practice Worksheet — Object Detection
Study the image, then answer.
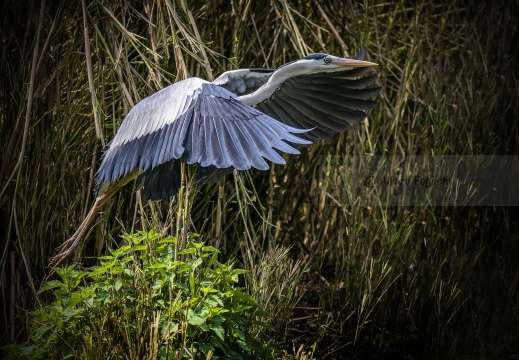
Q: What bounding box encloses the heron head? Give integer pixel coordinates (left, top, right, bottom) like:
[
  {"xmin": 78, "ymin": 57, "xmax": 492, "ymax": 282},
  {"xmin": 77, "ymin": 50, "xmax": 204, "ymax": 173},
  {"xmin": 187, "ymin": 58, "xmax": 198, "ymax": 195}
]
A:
[{"xmin": 300, "ymin": 53, "xmax": 378, "ymax": 72}]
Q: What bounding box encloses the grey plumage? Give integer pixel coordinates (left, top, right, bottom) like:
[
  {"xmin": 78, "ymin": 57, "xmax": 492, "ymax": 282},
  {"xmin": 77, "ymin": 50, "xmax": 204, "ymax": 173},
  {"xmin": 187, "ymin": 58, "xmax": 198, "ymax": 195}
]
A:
[
  {"xmin": 95, "ymin": 79, "xmax": 311, "ymax": 200},
  {"xmin": 95, "ymin": 51, "xmax": 380, "ymax": 200},
  {"xmin": 213, "ymin": 68, "xmax": 274, "ymax": 95}
]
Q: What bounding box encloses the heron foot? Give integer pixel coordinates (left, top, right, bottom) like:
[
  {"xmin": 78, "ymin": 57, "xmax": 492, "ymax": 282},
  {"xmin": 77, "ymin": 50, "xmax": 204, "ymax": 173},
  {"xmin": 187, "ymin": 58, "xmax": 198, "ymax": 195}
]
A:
[
  {"xmin": 49, "ymin": 246, "xmax": 75, "ymax": 267},
  {"xmin": 49, "ymin": 221, "xmax": 88, "ymax": 268},
  {"xmin": 46, "ymin": 242, "xmax": 78, "ymax": 281},
  {"xmin": 54, "ymin": 235, "xmax": 77, "ymax": 253}
]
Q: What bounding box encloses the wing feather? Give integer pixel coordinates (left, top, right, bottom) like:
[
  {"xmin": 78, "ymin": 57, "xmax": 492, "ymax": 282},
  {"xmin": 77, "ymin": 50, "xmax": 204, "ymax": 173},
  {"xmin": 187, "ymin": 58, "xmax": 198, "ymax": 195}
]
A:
[
  {"xmin": 270, "ymin": 101, "xmax": 334, "ymax": 140},
  {"xmin": 338, "ymin": 86, "xmax": 382, "ymax": 99},
  {"xmin": 257, "ymin": 99, "xmax": 320, "ymax": 135},
  {"xmin": 211, "ymin": 116, "xmax": 232, "ymax": 168},
  {"xmin": 233, "ymin": 122, "xmax": 269, "ymax": 170},
  {"xmin": 135, "ymin": 158, "xmax": 181, "ymax": 201},
  {"xmin": 283, "ymin": 82, "xmax": 377, "ymax": 111},
  {"xmin": 243, "ymin": 121, "xmax": 288, "ymax": 164},
  {"xmin": 259, "ymin": 92, "xmax": 362, "ymax": 140},
  {"xmin": 95, "ymin": 78, "xmax": 312, "ymax": 199},
  {"xmin": 255, "ymin": 63, "xmax": 380, "ymax": 141},
  {"xmin": 138, "ymin": 130, "xmax": 158, "ymax": 171},
  {"xmin": 156, "ymin": 117, "xmax": 176, "ymax": 166},
  {"xmin": 280, "ymin": 91, "xmax": 368, "ymax": 121},
  {"xmin": 247, "ymin": 122, "xmax": 286, "ymax": 165},
  {"xmin": 199, "ymin": 116, "xmax": 215, "ymax": 167},
  {"xmin": 254, "ymin": 121, "xmax": 303, "ymax": 155},
  {"xmin": 220, "ymin": 116, "xmax": 250, "ymax": 170},
  {"xmin": 172, "ymin": 107, "xmax": 193, "ymax": 159}
]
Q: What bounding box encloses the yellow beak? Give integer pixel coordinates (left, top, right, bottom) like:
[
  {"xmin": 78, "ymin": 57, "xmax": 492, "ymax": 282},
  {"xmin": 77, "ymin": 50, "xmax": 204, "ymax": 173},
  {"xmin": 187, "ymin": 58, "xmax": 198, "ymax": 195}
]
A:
[{"xmin": 335, "ymin": 58, "xmax": 378, "ymax": 67}]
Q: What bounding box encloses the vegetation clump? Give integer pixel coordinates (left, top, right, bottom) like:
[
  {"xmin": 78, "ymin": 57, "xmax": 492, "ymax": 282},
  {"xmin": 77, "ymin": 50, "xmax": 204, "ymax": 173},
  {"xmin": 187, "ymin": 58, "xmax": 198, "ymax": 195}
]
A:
[{"xmin": 12, "ymin": 230, "xmax": 273, "ymax": 359}]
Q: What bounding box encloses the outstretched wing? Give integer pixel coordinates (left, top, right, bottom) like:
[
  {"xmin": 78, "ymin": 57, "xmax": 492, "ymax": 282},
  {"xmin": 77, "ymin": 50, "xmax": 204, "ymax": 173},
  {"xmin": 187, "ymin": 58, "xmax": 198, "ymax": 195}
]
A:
[
  {"xmin": 255, "ymin": 51, "xmax": 381, "ymax": 141},
  {"xmin": 95, "ymin": 77, "xmax": 311, "ymax": 199},
  {"xmin": 213, "ymin": 68, "xmax": 274, "ymax": 95}
]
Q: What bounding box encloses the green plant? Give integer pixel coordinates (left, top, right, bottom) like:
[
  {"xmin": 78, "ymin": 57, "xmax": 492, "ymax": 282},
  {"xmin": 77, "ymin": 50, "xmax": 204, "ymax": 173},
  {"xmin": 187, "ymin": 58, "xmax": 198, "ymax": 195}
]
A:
[{"xmin": 17, "ymin": 230, "xmax": 274, "ymax": 359}]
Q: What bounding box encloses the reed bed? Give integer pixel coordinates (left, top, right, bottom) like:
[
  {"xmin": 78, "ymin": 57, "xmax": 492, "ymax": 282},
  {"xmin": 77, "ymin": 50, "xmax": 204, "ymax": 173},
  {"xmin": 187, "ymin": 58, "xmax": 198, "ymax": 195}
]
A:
[{"xmin": 1, "ymin": 1, "xmax": 518, "ymax": 358}]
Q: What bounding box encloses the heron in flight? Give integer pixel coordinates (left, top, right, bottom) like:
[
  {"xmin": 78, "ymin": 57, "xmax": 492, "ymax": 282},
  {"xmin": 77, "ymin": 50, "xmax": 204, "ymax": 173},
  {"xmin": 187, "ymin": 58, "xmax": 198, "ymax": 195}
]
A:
[{"xmin": 50, "ymin": 50, "xmax": 380, "ymax": 266}]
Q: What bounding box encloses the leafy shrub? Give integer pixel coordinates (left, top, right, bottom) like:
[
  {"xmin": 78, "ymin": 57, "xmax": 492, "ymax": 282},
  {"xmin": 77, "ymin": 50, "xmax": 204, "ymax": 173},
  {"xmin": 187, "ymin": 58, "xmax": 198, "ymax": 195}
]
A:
[{"xmin": 15, "ymin": 230, "xmax": 274, "ymax": 359}]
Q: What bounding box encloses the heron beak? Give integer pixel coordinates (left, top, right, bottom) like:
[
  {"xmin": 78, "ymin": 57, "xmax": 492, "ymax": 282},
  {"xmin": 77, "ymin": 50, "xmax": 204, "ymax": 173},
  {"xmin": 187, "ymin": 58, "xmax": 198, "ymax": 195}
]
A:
[{"xmin": 335, "ymin": 58, "xmax": 378, "ymax": 67}]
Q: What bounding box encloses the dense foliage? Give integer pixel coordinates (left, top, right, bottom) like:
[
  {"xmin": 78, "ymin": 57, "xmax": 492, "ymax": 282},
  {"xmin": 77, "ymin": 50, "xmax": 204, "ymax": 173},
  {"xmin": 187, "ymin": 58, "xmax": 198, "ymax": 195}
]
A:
[{"xmin": 7, "ymin": 231, "xmax": 273, "ymax": 359}]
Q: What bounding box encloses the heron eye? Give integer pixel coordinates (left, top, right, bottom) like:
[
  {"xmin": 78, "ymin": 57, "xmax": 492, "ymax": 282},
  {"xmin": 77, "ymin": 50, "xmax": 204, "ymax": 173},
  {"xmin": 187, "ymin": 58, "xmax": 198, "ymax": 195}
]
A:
[{"xmin": 324, "ymin": 58, "xmax": 331, "ymax": 64}]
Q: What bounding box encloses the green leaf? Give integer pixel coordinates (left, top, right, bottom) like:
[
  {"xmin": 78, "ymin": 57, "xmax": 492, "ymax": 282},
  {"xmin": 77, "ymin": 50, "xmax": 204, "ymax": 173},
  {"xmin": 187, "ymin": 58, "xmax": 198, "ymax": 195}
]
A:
[
  {"xmin": 166, "ymin": 273, "xmax": 176, "ymax": 284},
  {"xmin": 198, "ymin": 322, "xmax": 209, "ymax": 331},
  {"xmin": 210, "ymin": 325, "xmax": 225, "ymax": 341},
  {"xmin": 89, "ymin": 266, "xmax": 108, "ymax": 278},
  {"xmin": 178, "ymin": 248, "xmax": 196, "ymax": 255},
  {"xmin": 191, "ymin": 241, "xmax": 203, "ymax": 250},
  {"xmin": 198, "ymin": 342, "xmax": 215, "ymax": 355},
  {"xmin": 158, "ymin": 236, "xmax": 177, "ymax": 244},
  {"xmin": 176, "ymin": 282, "xmax": 189, "ymax": 293},
  {"xmin": 148, "ymin": 263, "xmax": 166, "ymax": 269},
  {"xmin": 62, "ymin": 307, "xmax": 82, "ymax": 321},
  {"xmin": 233, "ymin": 269, "xmax": 249, "ymax": 275},
  {"xmin": 187, "ymin": 309, "xmax": 206, "ymax": 326},
  {"xmin": 170, "ymin": 261, "xmax": 187, "ymax": 267},
  {"xmin": 232, "ymin": 290, "xmax": 256, "ymax": 304},
  {"xmin": 210, "ymin": 336, "xmax": 228, "ymax": 351},
  {"xmin": 113, "ymin": 279, "xmax": 123, "ymax": 291},
  {"xmin": 236, "ymin": 338, "xmax": 250, "ymax": 351},
  {"xmin": 232, "ymin": 305, "xmax": 252, "ymax": 313},
  {"xmin": 199, "ymin": 277, "xmax": 214, "ymax": 287},
  {"xmin": 209, "ymin": 315, "xmax": 225, "ymax": 325},
  {"xmin": 231, "ymin": 327, "xmax": 246, "ymax": 341},
  {"xmin": 188, "ymin": 295, "xmax": 201, "ymax": 306},
  {"xmin": 133, "ymin": 244, "xmax": 147, "ymax": 251},
  {"xmin": 38, "ymin": 280, "xmax": 63, "ymax": 294},
  {"xmin": 152, "ymin": 279, "xmax": 164, "ymax": 295},
  {"xmin": 202, "ymin": 246, "xmax": 217, "ymax": 253},
  {"xmin": 123, "ymin": 268, "xmax": 133, "ymax": 277},
  {"xmin": 203, "ymin": 297, "xmax": 220, "ymax": 308},
  {"xmin": 187, "ymin": 233, "xmax": 200, "ymax": 240},
  {"xmin": 201, "ymin": 287, "xmax": 218, "ymax": 294},
  {"xmin": 190, "ymin": 257, "xmax": 203, "ymax": 270}
]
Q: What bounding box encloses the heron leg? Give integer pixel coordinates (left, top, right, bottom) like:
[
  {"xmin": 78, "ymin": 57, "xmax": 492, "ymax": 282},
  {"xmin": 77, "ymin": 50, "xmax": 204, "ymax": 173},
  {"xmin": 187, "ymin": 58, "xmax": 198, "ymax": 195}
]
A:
[
  {"xmin": 49, "ymin": 197, "xmax": 103, "ymax": 267},
  {"xmin": 49, "ymin": 182, "xmax": 122, "ymax": 267}
]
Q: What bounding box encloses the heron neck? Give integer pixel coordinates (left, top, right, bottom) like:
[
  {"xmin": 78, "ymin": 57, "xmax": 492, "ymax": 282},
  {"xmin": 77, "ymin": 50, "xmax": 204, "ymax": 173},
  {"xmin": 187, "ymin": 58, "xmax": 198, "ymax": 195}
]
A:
[{"xmin": 238, "ymin": 61, "xmax": 313, "ymax": 106}]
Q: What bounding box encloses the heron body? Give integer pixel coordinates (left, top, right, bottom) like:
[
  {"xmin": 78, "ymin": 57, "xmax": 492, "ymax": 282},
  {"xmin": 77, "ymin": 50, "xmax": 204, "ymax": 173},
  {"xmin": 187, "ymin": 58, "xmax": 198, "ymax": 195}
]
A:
[
  {"xmin": 96, "ymin": 51, "xmax": 379, "ymax": 200},
  {"xmin": 51, "ymin": 50, "xmax": 380, "ymax": 266},
  {"xmin": 212, "ymin": 68, "xmax": 274, "ymax": 95},
  {"xmin": 96, "ymin": 77, "xmax": 311, "ymax": 200}
]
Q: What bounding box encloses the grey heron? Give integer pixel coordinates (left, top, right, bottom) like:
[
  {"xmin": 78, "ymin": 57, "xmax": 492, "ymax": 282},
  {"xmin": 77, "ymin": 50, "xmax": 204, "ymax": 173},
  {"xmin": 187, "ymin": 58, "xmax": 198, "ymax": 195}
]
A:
[{"xmin": 50, "ymin": 50, "xmax": 380, "ymax": 267}]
